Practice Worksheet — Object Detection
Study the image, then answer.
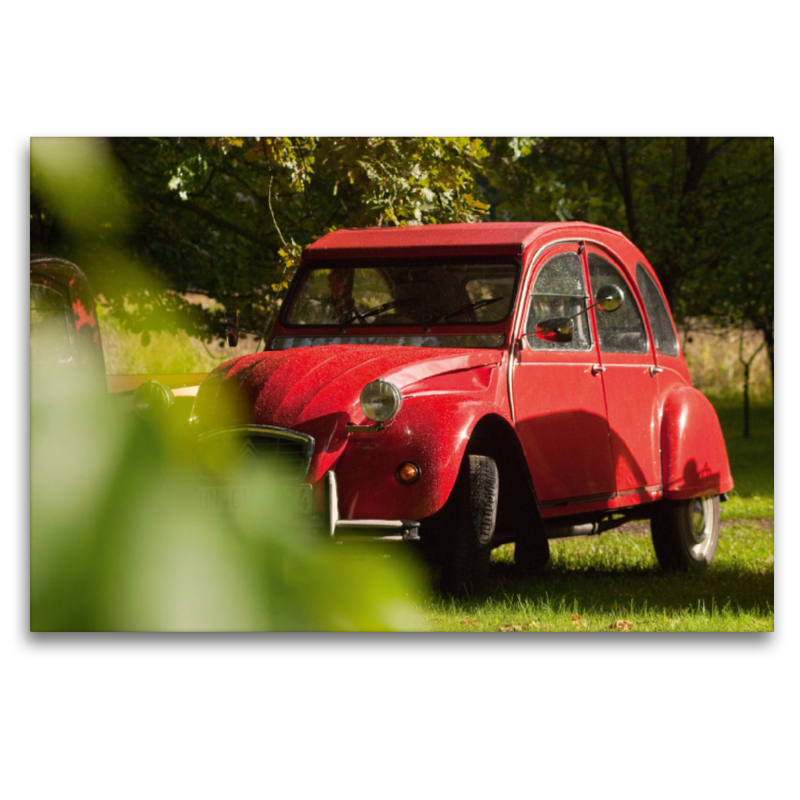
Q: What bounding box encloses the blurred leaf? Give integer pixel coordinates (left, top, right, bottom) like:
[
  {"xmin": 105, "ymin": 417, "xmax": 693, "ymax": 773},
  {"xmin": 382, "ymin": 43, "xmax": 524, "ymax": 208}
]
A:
[
  {"xmin": 32, "ymin": 136, "xmax": 491, "ymax": 343},
  {"xmin": 30, "ymin": 366, "xmax": 428, "ymax": 631}
]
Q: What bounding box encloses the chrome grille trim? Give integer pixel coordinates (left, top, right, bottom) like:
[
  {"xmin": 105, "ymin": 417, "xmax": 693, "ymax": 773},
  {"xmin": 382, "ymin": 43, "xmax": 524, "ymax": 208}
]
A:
[{"xmin": 196, "ymin": 424, "xmax": 315, "ymax": 483}]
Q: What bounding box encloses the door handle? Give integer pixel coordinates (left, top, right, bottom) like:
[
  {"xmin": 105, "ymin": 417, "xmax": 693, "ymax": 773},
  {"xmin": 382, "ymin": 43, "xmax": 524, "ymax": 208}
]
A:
[
  {"xmin": 591, "ymin": 364, "xmax": 606, "ymax": 375},
  {"xmin": 649, "ymin": 366, "xmax": 664, "ymax": 377}
]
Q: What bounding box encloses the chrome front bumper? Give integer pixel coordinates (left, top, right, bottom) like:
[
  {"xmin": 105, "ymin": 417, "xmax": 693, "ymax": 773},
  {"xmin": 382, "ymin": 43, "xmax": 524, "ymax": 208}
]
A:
[{"xmin": 324, "ymin": 470, "xmax": 420, "ymax": 542}]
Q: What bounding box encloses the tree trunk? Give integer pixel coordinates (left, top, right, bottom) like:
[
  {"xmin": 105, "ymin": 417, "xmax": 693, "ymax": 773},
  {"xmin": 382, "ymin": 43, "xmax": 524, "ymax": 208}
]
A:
[
  {"xmin": 743, "ymin": 361, "xmax": 751, "ymax": 439},
  {"xmin": 757, "ymin": 320, "xmax": 774, "ymax": 394}
]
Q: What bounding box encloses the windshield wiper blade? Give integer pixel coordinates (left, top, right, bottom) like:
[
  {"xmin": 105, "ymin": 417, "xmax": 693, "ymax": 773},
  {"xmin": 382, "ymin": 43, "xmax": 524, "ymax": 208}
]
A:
[
  {"xmin": 341, "ymin": 298, "xmax": 416, "ymax": 326},
  {"xmin": 429, "ymin": 297, "xmax": 505, "ymax": 324}
]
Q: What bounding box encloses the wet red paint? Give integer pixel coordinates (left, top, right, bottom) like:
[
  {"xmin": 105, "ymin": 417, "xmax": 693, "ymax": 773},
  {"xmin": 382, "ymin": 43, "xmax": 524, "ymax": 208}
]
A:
[{"xmin": 192, "ymin": 222, "xmax": 733, "ymax": 523}]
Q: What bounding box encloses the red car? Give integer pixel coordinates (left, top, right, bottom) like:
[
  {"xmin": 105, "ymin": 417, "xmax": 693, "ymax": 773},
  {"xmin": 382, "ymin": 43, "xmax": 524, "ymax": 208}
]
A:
[
  {"xmin": 191, "ymin": 222, "xmax": 733, "ymax": 589},
  {"xmin": 30, "ymin": 255, "xmax": 107, "ymax": 392},
  {"xmin": 30, "ymin": 255, "xmax": 206, "ymax": 420}
]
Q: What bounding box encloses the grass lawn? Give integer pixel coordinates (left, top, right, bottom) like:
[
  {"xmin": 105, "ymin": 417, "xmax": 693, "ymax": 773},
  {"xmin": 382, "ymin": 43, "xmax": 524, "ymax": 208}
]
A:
[
  {"xmin": 713, "ymin": 397, "xmax": 774, "ymax": 519},
  {"xmin": 420, "ymin": 396, "xmax": 774, "ymax": 633}
]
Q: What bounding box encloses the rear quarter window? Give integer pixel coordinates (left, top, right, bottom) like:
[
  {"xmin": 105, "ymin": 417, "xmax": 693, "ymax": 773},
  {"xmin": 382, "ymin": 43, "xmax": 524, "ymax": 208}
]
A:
[{"xmin": 636, "ymin": 263, "xmax": 679, "ymax": 357}]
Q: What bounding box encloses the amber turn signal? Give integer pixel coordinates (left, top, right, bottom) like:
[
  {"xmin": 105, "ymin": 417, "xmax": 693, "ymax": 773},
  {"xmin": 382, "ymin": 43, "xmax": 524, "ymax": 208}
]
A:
[{"xmin": 396, "ymin": 461, "xmax": 421, "ymax": 485}]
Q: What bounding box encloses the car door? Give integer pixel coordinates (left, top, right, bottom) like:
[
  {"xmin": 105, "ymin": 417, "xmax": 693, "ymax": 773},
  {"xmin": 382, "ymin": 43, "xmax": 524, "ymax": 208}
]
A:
[
  {"xmin": 512, "ymin": 244, "xmax": 616, "ymax": 506},
  {"xmin": 586, "ymin": 248, "xmax": 661, "ymax": 497}
]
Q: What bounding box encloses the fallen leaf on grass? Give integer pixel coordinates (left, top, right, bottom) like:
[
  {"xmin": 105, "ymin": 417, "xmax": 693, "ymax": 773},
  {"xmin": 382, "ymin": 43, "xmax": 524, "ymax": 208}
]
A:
[
  {"xmin": 571, "ymin": 615, "xmax": 587, "ymax": 628},
  {"xmin": 462, "ymin": 618, "xmax": 476, "ymax": 627},
  {"xmin": 608, "ymin": 620, "xmax": 636, "ymax": 631},
  {"xmin": 498, "ymin": 621, "xmax": 539, "ymax": 632}
]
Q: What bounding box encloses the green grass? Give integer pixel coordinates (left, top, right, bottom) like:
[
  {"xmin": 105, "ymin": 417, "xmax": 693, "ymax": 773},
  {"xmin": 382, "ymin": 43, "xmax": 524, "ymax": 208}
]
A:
[
  {"xmin": 421, "ymin": 396, "xmax": 773, "ymax": 632},
  {"xmin": 97, "ymin": 303, "xmax": 257, "ymax": 375},
  {"xmin": 421, "ymin": 522, "xmax": 773, "ymax": 632},
  {"xmin": 96, "ymin": 320, "xmax": 773, "ymax": 632},
  {"xmin": 712, "ymin": 396, "xmax": 774, "ymax": 519}
]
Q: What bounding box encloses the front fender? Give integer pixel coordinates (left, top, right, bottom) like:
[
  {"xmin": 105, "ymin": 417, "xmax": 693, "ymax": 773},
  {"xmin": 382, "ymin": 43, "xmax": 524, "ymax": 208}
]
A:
[
  {"xmin": 661, "ymin": 385, "xmax": 734, "ymax": 500},
  {"xmin": 333, "ymin": 396, "xmax": 508, "ymax": 521}
]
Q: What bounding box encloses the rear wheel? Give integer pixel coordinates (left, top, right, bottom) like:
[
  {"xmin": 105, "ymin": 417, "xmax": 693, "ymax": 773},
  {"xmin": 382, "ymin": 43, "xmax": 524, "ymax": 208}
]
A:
[
  {"xmin": 440, "ymin": 455, "xmax": 499, "ymax": 593},
  {"xmin": 651, "ymin": 495, "xmax": 720, "ymax": 572}
]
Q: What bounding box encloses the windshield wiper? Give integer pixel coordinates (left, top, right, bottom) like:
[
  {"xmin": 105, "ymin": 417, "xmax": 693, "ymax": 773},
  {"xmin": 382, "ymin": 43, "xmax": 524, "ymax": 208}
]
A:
[
  {"xmin": 429, "ymin": 297, "xmax": 505, "ymax": 324},
  {"xmin": 341, "ymin": 298, "xmax": 416, "ymax": 326}
]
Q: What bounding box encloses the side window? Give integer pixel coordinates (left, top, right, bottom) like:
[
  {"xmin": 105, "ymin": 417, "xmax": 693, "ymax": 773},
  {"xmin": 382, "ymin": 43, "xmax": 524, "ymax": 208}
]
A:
[
  {"xmin": 587, "ymin": 253, "xmax": 648, "ymax": 354},
  {"xmin": 30, "ymin": 283, "xmax": 73, "ymax": 364},
  {"xmin": 636, "ymin": 263, "xmax": 679, "ymax": 357},
  {"xmin": 526, "ymin": 252, "xmax": 592, "ymax": 351}
]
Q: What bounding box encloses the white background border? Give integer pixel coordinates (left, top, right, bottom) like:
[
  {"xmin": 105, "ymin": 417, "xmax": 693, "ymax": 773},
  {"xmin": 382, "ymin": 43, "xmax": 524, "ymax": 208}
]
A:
[{"xmin": 5, "ymin": 3, "xmax": 792, "ymax": 797}]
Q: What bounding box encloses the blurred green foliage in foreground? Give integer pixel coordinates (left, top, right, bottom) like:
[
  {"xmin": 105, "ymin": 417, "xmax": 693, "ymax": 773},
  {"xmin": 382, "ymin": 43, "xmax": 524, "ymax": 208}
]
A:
[{"xmin": 30, "ymin": 368, "xmax": 427, "ymax": 632}]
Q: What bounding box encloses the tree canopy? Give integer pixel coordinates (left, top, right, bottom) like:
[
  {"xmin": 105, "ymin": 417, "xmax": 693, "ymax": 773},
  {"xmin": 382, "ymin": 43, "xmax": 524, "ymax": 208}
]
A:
[
  {"xmin": 30, "ymin": 135, "xmax": 773, "ymax": 370},
  {"xmin": 483, "ymin": 136, "xmax": 773, "ymax": 376}
]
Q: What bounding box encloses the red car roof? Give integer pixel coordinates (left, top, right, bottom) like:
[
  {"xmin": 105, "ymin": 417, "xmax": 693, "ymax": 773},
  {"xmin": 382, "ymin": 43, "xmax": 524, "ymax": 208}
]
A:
[{"xmin": 303, "ymin": 221, "xmax": 615, "ymax": 261}]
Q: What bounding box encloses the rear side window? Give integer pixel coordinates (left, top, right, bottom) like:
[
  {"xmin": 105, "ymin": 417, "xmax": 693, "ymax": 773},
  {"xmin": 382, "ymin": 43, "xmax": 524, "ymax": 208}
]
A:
[
  {"xmin": 636, "ymin": 263, "xmax": 679, "ymax": 357},
  {"xmin": 526, "ymin": 252, "xmax": 593, "ymax": 351},
  {"xmin": 587, "ymin": 253, "xmax": 648, "ymax": 354}
]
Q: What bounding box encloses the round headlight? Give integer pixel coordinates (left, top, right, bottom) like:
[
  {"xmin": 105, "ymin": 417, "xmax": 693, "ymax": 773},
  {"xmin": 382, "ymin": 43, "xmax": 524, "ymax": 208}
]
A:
[
  {"xmin": 359, "ymin": 379, "xmax": 402, "ymax": 423},
  {"xmin": 133, "ymin": 380, "xmax": 174, "ymax": 420}
]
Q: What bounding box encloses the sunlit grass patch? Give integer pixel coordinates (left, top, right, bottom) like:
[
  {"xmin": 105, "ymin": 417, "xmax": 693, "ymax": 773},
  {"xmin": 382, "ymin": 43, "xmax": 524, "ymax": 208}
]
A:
[
  {"xmin": 97, "ymin": 301, "xmax": 257, "ymax": 375},
  {"xmin": 422, "ymin": 521, "xmax": 773, "ymax": 633},
  {"xmin": 711, "ymin": 397, "xmax": 773, "ymax": 519}
]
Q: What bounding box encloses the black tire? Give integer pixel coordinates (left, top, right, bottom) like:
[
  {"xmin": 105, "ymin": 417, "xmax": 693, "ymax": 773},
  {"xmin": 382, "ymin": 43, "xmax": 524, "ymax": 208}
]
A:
[
  {"xmin": 440, "ymin": 455, "xmax": 499, "ymax": 593},
  {"xmin": 650, "ymin": 495, "xmax": 720, "ymax": 572},
  {"xmin": 514, "ymin": 531, "xmax": 550, "ymax": 573}
]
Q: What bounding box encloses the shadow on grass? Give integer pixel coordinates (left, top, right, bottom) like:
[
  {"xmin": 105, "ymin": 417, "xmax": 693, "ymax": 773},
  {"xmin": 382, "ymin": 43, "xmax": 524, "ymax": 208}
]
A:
[{"xmin": 471, "ymin": 561, "xmax": 775, "ymax": 617}]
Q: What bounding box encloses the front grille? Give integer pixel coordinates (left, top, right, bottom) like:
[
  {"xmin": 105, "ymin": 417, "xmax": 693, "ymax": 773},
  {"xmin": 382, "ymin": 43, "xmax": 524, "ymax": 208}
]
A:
[{"xmin": 196, "ymin": 425, "xmax": 315, "ymax": 483}]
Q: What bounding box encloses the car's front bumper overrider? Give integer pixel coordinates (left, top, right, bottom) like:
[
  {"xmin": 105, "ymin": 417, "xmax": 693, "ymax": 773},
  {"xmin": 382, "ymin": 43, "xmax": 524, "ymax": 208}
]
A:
[{"xmin": 324, "ymin": 470, "xmax": 420, "ymax": 542}]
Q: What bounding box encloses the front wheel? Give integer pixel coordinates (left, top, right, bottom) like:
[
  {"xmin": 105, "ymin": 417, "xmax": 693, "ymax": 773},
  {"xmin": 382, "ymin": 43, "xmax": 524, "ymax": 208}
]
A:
[
  {"xmin": 440, "ymin": 454, "xmax": 499, "ymax": 593},
  {"xmin": 650, "ymin": 495, "xmax": 720, "ymax": 572}
]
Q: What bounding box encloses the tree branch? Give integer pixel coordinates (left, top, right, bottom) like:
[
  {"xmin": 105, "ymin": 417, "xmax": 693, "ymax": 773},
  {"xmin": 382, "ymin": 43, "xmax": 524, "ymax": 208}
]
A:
[
  {"xmin": 188, "ymin": 165, "xmax": 217, "ymax": 199},
  {"xmin": 140, "ymin": 189, "xmax": 276, "ymax": 248}
]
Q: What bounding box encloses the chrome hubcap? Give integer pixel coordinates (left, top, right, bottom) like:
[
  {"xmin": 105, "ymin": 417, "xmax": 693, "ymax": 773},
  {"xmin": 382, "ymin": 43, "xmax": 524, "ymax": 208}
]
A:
[
  {"xmin": 690, "ymin": 499, "xmax": 708, "ymax": 543},
  {"xmin": 684, "ymin": 496, "xmax": 717, "ymax": 560}
]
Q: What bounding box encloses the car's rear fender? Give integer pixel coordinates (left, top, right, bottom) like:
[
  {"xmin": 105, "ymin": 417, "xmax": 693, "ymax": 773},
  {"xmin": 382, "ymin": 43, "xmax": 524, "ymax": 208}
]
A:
[{"xmin": 660, "ymin": 385, "xmax": 734, "ymax": 499}]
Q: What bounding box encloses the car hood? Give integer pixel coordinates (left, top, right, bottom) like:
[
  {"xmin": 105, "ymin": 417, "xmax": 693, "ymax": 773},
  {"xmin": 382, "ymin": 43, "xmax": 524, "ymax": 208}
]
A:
[{"xmin": 192, "ymin": 344, "xmax": 502, "ymax": 474}]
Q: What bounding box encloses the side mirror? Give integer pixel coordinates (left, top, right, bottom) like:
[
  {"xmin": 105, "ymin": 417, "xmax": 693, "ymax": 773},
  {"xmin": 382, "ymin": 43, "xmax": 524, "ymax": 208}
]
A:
[
  {"xmin": 595, "ymin": 284, "xmax": 624, "ymax": 312},
  {"xmin": 225, "ymin": 310, "xmax": 239, "ymax": 347},
  {"xmin": 534, "ymin": 317, "xmax": 574, "ymax": 344}
]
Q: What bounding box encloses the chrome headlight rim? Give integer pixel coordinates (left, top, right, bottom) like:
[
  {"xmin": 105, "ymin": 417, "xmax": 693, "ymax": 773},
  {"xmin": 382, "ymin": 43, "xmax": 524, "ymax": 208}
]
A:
[
  {"xmin": 359, "ymin": 379, "xmax": 403, "ymax": 423},
  {"xmin": 133, "ymin": 379, "xmax": 175, "ymax": 420}
]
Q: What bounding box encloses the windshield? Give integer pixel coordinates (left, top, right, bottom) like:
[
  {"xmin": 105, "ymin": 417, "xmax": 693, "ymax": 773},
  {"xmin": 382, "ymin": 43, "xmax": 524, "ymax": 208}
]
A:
[{"xmin": 283, "ymin": 261, "xmax": 520, "ymax": 328}]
